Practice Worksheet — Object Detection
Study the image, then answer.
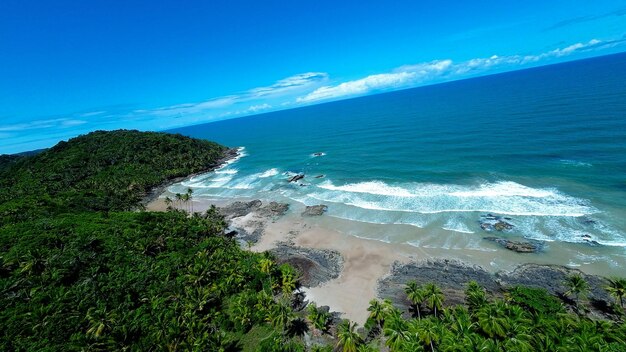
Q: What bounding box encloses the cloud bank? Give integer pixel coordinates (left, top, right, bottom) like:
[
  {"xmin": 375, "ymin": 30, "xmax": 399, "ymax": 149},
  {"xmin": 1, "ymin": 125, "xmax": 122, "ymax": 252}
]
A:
[
  {"xmin": 1, "ymin": 37, "xmax": 623, "ymax": 154},
  {"xmin": 297, "ymin": 38, "xmax": 617, "ymax": 103}
]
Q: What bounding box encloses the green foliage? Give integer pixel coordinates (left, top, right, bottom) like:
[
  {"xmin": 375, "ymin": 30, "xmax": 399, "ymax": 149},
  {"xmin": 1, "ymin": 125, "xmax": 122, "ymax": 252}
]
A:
[
  {"xmin": 0, "ymin": 131, "xmax": 305, "ymax": 351},
  {"xmin": 507, "ymin": 286, "xmax": 564, "ymax": 315},
  {"xmin": 337, "ymin": 319, "xmax": 363, "ymax": 352},
  {"xmin": 0, "ymin": 130, "xmax": 226, "ymax": 224},
  {"xmin": 363, "ymin": 282, "xmax": 626, "ymax": 351},
  {"xmin": 606, "ymin": 277, "xmax": 626, "ymax": 309},
  {"xmin": 307, "ymin": 302, "xmax": 332, "ymax": 334},
  {"xmin": 564, "ymin": 274, "xmax": 590, "ymax": 306}
]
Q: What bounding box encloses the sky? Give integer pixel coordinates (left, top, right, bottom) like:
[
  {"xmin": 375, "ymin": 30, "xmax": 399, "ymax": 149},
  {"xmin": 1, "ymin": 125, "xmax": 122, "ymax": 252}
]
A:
[{"xmin": 1, "ymin": 1, "xmax": 625, "ymax": 153}]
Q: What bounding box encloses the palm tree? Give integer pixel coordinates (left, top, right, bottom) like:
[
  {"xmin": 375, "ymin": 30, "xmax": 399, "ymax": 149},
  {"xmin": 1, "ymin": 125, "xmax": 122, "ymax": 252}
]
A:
[
  {"xmin": 307, "ymin": 303, "xmax": 330, "ymax": 335},
  {"xmin": 423, "ymin": 283, "xmax": 444, "ymax": 317},
  {"xmin": 476, "ymin": 300, "xmax": 510, "ymax": 339},
  {"xmin": 286, "ymin": 317, "xmax": 309, "ymax": 338},
  {"xmin": 259, "ymin": 258, "xmax": 274, "ymax": 275},
  {"xmin": 85, "ymin": 306, "xmax": 117, "ymax": 339},
  {"xmin": 410, "ymin": 319, "xmax": 440, "ymax": 352},
  {"xmin": 606, "ymin": 277, "xmax": 626, "ymax": 309},
  {"xmin": 564, "ymin": 274, "xmax": 589, "ymax": 308},
  {"xmin": 367, "ymin": 299, "xmax": 386, "ymax": 328},
  {"xmin": 383, "ymin": 313, "xmax": 409, "ymax": 351},
  {"xmin": 164, "ymin": 196, "xmax": 173, "ymax": 210},
  {"xmin": 337, "ymin": 320, "xmax": 362, "ymax": 352},
  {"xmin": 174, "ymin": 193, "xmax": 182, "ymax": 210},
  {"xmin": 465, "ymin": 281, "xmax": 488, "ymax": 311},
  {"xmin": 267, "ymin": 302, "xmax": 293, "ymax": 331},
  {"xmin": 280, "ymin": 265, "xmax": 298, "ymax": 297},
  {"xmin": 186, "ymin": 187, "xmax": 194, "ymax": 213},
  {"xmin": 181, "ymin": 193, "xmax": 190, "ymax": 212},
  {"xmin": 405, "ymin": 281, "xmax": 425, "ymax": 320}
]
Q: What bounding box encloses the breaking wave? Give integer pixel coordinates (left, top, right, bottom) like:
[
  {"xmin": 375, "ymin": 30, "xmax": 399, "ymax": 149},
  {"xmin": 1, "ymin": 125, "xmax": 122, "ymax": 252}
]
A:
[{"xmin": 311, "ymin": 180, "xmax": 595, "ymax": 217}]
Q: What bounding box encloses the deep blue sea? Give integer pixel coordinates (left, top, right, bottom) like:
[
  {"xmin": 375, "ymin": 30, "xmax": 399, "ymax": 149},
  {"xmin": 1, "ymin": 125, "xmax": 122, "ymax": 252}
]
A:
[{"xmin": 170, "ymin": 53, "xmax": 626, "ymax": 262}]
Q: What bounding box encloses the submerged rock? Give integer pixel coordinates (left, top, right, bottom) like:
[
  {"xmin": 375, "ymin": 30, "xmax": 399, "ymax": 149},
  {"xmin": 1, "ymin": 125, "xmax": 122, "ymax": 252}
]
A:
[
  {"xmin": 579, "ymin": 216, "xmax": 597, "ymax": 226},
  {"xmin": 580, "ymin": 234, "xmax": 601, "ymax": 246},
  {"xmin": 312, "ymin": 152, "xmax": 325, "ymax": 157},
  {"xmin": 288, "ymin": 174, "xmax": 305, "ymax": 183},
  {"xmin": 479, "ymin": 214, "xmax": 514, "ymax": 232},
  {"xmin": 314, "ymin": 174, "xmax": 325, "ymax": 179},
  {"xmin": 484, "ymin": 237, "xmax": 543, "ymax": 253},
  {"xmin": 302, "ymin": 204, "xmax": 328, "ymax": 216}
]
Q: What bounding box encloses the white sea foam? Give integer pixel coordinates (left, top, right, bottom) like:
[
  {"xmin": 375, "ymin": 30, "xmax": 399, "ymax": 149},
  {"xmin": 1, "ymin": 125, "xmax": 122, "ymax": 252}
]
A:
[
  {"xmin": 318, "ymin": 180, "xmax": 414, "ymax": 197},
  {"xmin": 215, "ymin": 169, "xmax": 238, "ymax": 175},
  {"xmin": 560, "ymin": 159, "xmax": 592, "ymax": 167},
  {"xmin": 215, "ymin": 146, "xmax": 247, "ymax": 171},
  {"xmin": 311, "ymin": 180, "xmax": 595, "ymax": 217},
  {"xmin": 258, "ymin": 168, "xmax": 279, "ymax": 178},
  {"xmin": 442, "ymin": 218, "xmax": 475, "ymax": 234}
]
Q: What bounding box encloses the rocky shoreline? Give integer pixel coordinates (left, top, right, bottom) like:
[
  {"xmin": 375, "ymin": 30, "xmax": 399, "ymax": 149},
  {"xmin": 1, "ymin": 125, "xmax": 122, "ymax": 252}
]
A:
[
  {"xmin": 146, "ymin": 174, "xmax": 621, "ymax": 323},
  {"xmin": 217, "ymin": 199, "xmax": 344, "ymax": 288},
  {"xmin": 378, "ymin": 259, "xmax": 615, "ymax": 319},
  {"xmin": 139, "ymin": 147, "xmax": 240, "ymax": 208}
]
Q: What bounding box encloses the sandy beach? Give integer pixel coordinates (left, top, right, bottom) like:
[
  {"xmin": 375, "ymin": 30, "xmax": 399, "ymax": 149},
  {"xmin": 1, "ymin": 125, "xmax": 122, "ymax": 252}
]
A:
[{"xmin": 147, "ymin": 190, "xmax": 622, "ymax": 324}]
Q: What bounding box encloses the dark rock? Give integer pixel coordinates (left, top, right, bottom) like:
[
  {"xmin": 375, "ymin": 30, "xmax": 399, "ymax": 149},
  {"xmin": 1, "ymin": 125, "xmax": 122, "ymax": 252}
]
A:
[
  {"xmin": 378, "ymin": 260, "xmax": 501, "ymax": 313},
  {"xmin": 225, "ymin": 230, "xmax": 238, "ymax": 238},
  {"xmin": 288, "ymin": 174, "xmax": 305, "ymax": 183},
  {"xmin": 497, "ymin": 264, "xmax": 611, "ymax": 303},
  {"xmin": 479, "ymin": 215, "xmax": 514, "ymax": 232},
  {"xmin": 218, "ymin": 200, "xmax": 262, "ymax": 219},
  {"xmin": 257, "ymin": 201, "xmax": 290, "ymax": 217},
  {"xmin": 580, "ymin": 234, "xmax": 601, "ymax": 246},
  {"xmin": 230, "ymin": 224, "xmax": 264, "ymax": 244},
  {"xmin": 493, "ymin": 220, "xmax": 514, "ymax": 231},
  {"xmin": 314, "ymin": 174, "xmax": 325, "ymax": 178},
  {"xmin": 270, "ymin": 244, "xmax": 343, "ymax": 287},
  {"xmin": 312, "ymin": 152, "xmax": 325, "ymax": 157},
  {"xmin": 302, "ymin": 205, "xmax": 328, "ymax": 216},
  {"xmin": 379, "ymin": 260, "xmax": 613, "ymax": 319},
  {"xmin": 484, "ymin": 237, "xmax": 542, "ymax": 253},
  {"xmin": 579, "ymin": 216, "xmax": 597, "ymax": 225}
]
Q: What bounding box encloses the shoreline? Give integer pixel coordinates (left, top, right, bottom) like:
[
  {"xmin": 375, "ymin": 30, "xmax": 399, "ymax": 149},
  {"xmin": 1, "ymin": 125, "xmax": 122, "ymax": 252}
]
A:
[
  {"xmin": 140, "ymin": 147, "xmax": 239, "ymax": 208},
  {"xmin": 146, "ymin": 188, "xmax": 619, "ymax": 325}
]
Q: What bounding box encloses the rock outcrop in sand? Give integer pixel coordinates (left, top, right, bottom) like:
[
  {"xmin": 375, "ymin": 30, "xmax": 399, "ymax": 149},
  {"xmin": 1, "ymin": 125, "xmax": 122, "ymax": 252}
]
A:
[
  {"xmin": 378, "ymin": 260, "xmax": 612, "ymax": 318},
  {"xmin": 302, "ymin": 204, "xmax": 328, "ymax": 216},
  {"xmin": 271, "ymin": 243, "xmax": 344, "ymax": 287}
]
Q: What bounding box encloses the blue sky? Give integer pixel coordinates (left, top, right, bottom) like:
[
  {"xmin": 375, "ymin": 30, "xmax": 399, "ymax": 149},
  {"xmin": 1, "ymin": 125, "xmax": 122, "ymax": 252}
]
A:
[{"xmin": 1, "ymin": 1, "xmax": 625, "ymax": 153}]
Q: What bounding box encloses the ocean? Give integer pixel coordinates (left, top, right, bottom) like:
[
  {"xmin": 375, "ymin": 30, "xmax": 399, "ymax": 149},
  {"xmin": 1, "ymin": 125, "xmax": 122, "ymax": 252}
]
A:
[{"xmin": 169, "ymin": 52, "xmax": 626, "ymax": 275}]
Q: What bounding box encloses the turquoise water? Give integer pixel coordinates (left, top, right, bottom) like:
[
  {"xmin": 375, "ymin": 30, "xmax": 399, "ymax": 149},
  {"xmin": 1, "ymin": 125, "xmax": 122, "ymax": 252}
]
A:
[{"xmin": 170, "ymin": 53, "xmax": 626, "ymax": 264}]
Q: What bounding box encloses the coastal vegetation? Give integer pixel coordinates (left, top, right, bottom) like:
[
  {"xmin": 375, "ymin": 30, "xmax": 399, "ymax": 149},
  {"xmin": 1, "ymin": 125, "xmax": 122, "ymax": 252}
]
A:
[
  {"xmin": 1, "ymin": 130, "xmax": 625, "ymax": 351},
  {"xmin": 0, "ymin": 130, "xmax": 305, "ymax": 350}
]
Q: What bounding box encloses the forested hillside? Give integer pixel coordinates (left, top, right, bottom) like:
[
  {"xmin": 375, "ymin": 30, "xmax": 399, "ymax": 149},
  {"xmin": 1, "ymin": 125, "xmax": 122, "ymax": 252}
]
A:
[{"xmin": 0, "ymin": 131, "xmax": 302, "ymax": 351}]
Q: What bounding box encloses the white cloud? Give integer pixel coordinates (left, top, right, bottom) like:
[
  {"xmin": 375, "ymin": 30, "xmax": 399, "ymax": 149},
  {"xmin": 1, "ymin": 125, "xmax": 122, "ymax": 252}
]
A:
[
  {"xmin": 245, "ymin": 103, "xmax": 272, "ymax": 113},
  {"xmin": 521, "ymin": 39, "xmax": 604, "ymax": 63},
  {"xmin": 297, "ymin": 38, "xmax": 613, "ymax": 103},
  {"xmin": 298, "ymin": 60, "xmax": 452, "ymax": 103},
  {"xmin": 249, "ymin": 72, "xmax": 328, "ymax": 97},
  {"xmin": 0, "ymin": 118, "xmax": 87, "ymax": 132},
  {"xmin": 135, "ymin": 72, "xmax": 328, "ymax": 121}
]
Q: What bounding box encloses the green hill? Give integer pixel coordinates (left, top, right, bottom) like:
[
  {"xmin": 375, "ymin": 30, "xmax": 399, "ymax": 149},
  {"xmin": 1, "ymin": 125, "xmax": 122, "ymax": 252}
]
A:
[{"xmin": 0, "ymin": 130, "xmax": 300, "ymax": 351}]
